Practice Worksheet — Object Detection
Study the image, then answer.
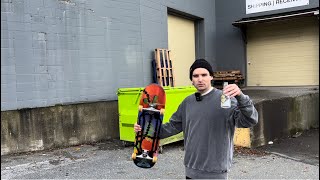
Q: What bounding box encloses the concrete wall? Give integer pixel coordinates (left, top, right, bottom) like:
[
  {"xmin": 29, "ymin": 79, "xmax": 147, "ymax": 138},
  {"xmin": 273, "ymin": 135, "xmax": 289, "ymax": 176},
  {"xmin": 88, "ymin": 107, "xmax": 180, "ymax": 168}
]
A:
[
  {"xmin": 2, "ymin": 89, "xmax": 318, "ymax": 155},
  {"xmin": 251, "ymin": 91, "xmax": 319, "ymax": 147},
  {"xmin": 1, "ymin": 0, "xmax": 215, "ymax": 111},
  {"xmin": 1, "ymin": 101, "xmax": 118, "ymax": 155}
]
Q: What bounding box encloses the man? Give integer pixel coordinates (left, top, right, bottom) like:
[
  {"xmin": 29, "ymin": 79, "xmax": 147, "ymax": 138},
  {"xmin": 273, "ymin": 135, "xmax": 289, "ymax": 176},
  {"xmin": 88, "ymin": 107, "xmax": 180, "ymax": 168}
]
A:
[{"xmin": 134, "ymin": 59, "xmax": 258, "ymax": 179}]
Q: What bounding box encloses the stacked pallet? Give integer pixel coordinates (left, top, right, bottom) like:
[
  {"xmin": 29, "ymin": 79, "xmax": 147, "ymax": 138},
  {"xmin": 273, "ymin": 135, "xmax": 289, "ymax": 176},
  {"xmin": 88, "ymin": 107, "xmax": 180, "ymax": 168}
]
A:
[
  {"xmin": 212, "ymin": 70, "xmax": 244, "ymax": 89},
  {"xmin": 154, "ymin": 48, "xmax": 175, "ymax": 87}
]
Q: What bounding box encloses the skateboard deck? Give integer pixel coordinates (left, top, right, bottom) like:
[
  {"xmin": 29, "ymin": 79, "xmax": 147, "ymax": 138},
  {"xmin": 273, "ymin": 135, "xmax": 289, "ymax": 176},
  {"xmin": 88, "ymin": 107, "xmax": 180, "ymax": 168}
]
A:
[{"xmin": 132, "ymin": 83, "xmax": 166, "ymax": 168}]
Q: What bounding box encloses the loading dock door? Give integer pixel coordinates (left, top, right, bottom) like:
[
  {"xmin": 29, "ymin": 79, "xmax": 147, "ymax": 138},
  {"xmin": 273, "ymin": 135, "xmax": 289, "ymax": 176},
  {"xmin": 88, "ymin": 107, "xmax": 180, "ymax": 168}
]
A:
[
  {"xmin": 168, "ymin": 15, "xmax": 196, "ymax": 86},
  {"xmin": 247, "ymin": 16, "xmax": 319, "ymax": 86}
]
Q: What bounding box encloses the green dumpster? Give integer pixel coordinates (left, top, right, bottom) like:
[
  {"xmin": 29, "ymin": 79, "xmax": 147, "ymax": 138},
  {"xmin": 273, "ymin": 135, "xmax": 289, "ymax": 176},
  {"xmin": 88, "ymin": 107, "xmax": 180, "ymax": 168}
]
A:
[{"xmin": 117, "ymin": 86, "xmax": 197, "ymax": 145}]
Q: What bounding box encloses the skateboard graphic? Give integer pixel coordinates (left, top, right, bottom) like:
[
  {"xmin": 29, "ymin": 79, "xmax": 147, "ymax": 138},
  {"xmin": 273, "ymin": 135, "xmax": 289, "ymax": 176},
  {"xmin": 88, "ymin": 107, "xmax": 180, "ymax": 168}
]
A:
[{"xmin": 132, "ymin": 83, "xmax": 166, "ymax": 168}]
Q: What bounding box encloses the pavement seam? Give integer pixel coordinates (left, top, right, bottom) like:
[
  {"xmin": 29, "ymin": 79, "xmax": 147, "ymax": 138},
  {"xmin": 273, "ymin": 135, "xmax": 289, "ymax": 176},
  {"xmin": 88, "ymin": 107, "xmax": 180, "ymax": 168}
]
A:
[
  {"xmin": 266, "ymin": 151, "xmax": 319, "ymax": 166},
  {"xmin": 266, "ymin": 151, "xmax": 301, "ymax": 162}
]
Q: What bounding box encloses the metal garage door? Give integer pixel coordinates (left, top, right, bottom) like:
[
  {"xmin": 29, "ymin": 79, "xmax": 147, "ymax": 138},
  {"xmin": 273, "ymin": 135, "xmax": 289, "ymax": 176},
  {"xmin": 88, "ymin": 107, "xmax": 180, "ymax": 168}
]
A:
[
  {"xmin": 168, "ymin": 15, "xmax": 196, "ymax": 86},
  {"xmin": 247, "ymin": 16, "xmax": 319, "ymax": 86}
]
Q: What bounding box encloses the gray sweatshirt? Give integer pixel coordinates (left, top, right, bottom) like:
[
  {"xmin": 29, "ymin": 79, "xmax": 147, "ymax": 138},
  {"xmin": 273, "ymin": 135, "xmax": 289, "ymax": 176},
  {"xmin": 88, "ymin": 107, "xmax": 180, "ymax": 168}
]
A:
[{"xmin": 160, "ymin": 88, "xmax": 258, "ymax": 179}]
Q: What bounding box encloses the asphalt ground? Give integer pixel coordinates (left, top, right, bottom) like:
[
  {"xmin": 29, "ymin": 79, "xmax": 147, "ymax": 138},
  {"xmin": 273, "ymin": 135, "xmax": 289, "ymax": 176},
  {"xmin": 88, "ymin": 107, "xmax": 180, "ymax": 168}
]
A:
[{"xmin": 1, "ymin": 128, "xmax": 319, "ymax": 179}]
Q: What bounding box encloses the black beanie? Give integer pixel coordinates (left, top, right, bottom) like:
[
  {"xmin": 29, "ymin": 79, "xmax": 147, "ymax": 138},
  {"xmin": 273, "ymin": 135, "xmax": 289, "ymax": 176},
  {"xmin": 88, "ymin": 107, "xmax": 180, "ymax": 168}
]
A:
[{"xmin": 189, "ymin": 59, "xmax": 213, "ymax": 80}]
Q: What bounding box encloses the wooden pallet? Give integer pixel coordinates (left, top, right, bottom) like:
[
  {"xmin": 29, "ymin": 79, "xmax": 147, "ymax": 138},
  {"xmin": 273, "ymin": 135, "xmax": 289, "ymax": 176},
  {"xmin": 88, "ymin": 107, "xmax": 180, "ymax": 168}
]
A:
[
  {"xmin": 212, "ymin": 70, "xmax": 244, "ymax": 89},
  {"xmin": 154, "ymin": 48, "xmax": 175, "ymax": 87}
]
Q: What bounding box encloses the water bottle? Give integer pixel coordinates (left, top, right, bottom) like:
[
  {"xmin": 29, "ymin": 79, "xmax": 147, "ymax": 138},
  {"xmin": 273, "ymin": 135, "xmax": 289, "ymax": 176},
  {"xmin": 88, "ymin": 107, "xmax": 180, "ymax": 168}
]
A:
[{"xmin": 221, "ymin": 82, "xmax": 231, "ymax": 108}]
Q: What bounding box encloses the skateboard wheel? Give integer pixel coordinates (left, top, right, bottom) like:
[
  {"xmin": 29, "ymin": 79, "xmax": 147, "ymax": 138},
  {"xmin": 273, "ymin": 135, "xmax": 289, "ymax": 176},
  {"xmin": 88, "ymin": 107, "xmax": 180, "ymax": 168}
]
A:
[
  {"xmin": 152, "ymin": 156, "xmax": 157, "ymax": 163},
  {"xmin": 132, "ymin": 153, "xmax": 136, "ymax": 160},
  {"xmin": 138, "ymin": 105, "xmax": 143, "ymax": 112},
  {"xmin": 160, "ymin": 108, "xmax": 165, "ymax": 115}
]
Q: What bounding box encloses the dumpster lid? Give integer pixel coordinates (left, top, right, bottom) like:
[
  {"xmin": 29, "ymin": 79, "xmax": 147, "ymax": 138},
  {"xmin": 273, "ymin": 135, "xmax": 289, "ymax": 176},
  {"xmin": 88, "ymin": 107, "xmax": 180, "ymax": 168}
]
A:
[
  {"xmin": 117, "ymin": 87, "xmax": 144, "ymax": 94},
  {"xmin": 117, "ymin": 86, "xmax": 196, "ymax": 94}
]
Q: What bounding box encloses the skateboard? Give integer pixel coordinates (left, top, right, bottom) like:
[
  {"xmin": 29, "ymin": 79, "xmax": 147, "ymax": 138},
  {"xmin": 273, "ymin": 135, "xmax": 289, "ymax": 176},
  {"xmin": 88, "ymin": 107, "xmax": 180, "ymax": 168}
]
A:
[{"xmin": 132, "ymin": 83, "xmax": 166, "ymax": 168}]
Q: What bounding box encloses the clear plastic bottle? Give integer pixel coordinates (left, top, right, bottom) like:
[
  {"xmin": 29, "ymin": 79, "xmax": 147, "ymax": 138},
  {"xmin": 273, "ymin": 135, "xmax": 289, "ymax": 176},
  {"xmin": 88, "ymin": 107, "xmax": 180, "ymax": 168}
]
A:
[{"xmin": 221, "ymin": 82, "xmax": 231, "ymax": 108}]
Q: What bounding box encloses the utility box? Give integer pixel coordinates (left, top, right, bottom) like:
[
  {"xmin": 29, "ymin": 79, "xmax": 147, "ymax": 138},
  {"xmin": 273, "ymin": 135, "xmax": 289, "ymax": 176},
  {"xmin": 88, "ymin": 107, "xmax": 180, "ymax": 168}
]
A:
[{"xmin": 117, "ymin": 86, "xmax": 197, "ymax": 145}]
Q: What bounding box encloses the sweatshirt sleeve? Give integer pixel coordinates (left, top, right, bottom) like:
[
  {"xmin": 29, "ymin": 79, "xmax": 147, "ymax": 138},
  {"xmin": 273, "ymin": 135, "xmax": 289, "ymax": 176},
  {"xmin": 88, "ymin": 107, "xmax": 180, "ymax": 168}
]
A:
[
  {"xmin": 159, "ymin": 102, "xmax": 184, "ymax": 139},
  {"xmin": 230, "ymin": 93, "xmax": 259, "ymax": 128}
]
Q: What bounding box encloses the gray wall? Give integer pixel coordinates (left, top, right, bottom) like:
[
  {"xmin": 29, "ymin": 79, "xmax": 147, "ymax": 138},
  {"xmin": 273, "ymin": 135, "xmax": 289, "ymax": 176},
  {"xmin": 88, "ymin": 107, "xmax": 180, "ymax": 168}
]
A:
[
  {"xmin": 2, "ymin": 0, "xmax": 317, "ymax": 111},
  {"xmin": 215, "ymin": 0, "xmax": 246, "ymax": 72},
  {"xmin": 215, "ymin": 0, "xmax": 319, "ymax": 81},
  {"xmin": 1, "ymin": 0, "xmax": 215, "ymax": 111}
]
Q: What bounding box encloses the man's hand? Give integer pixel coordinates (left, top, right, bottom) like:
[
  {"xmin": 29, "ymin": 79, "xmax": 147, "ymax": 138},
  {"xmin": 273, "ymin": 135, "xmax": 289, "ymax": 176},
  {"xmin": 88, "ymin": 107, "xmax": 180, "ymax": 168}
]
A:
[
  {"xmin": 134, "ymin": 123, "xmax": 141, "ymax": 132},
  {"xmin": 223, "ymin": 84, "xmax": 242, "ymax": 97}
]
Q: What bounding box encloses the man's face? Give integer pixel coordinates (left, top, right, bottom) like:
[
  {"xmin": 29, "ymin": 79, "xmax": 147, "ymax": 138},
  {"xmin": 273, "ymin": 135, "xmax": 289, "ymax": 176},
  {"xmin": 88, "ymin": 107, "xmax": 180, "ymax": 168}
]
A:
[{"xmin": 191, "ymin": 68, "xmax": 213, "ymax": 93}]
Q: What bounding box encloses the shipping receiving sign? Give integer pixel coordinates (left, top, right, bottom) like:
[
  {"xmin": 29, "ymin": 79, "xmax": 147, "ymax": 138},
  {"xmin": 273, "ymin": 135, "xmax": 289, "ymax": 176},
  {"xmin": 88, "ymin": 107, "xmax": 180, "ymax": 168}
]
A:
[{"xmin": 246, "ymin": 0, "xmax": 309, "ymax": 14}]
